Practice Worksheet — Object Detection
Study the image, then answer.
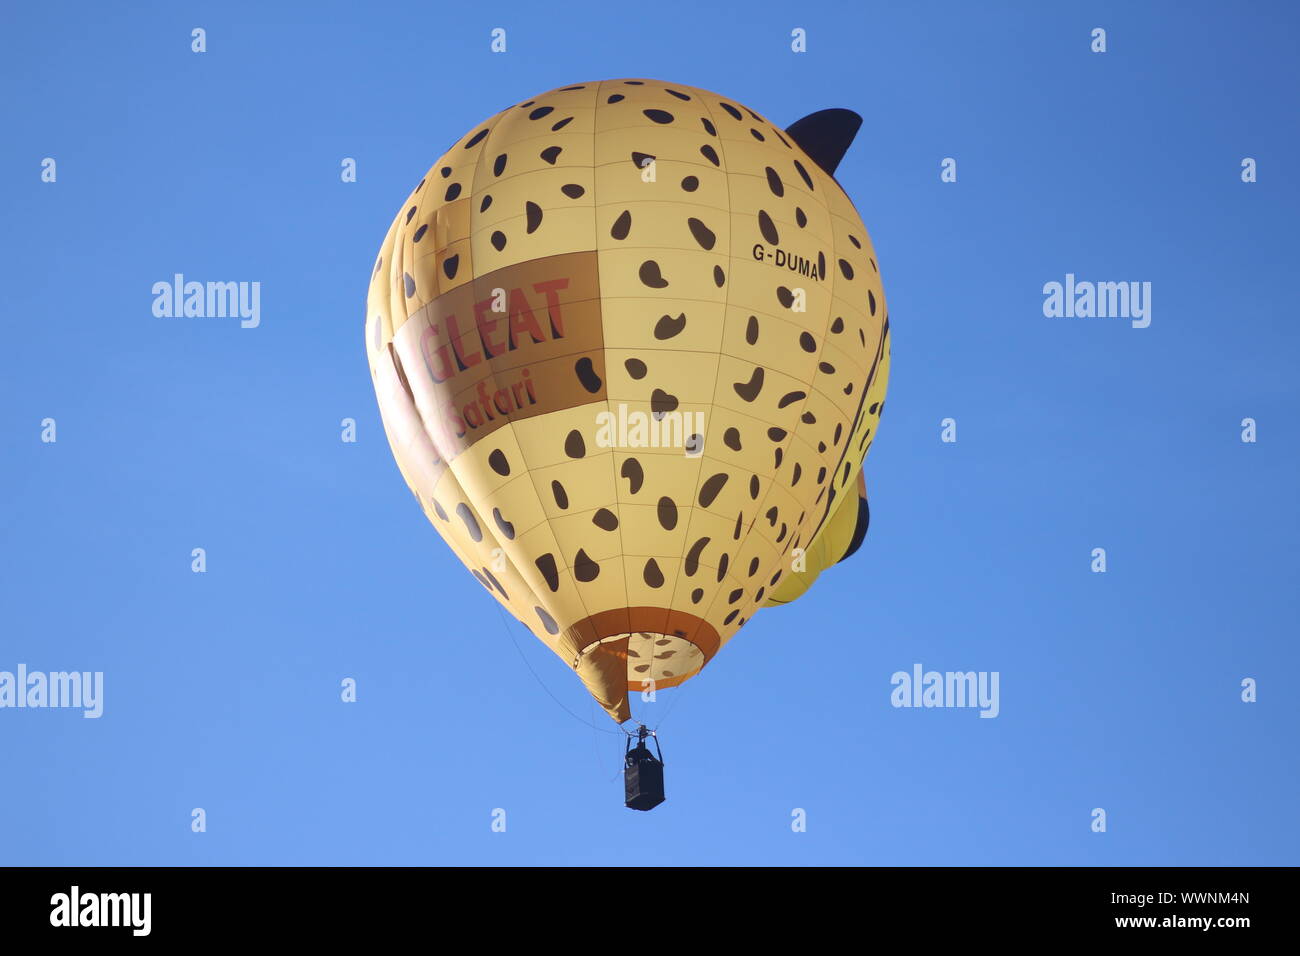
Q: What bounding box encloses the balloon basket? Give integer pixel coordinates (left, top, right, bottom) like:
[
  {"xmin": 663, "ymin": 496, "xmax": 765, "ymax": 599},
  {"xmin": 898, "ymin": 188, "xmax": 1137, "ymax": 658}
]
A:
[{"xmin": 623, "ymin": 725, "xmax": 665, "ymax": 812}]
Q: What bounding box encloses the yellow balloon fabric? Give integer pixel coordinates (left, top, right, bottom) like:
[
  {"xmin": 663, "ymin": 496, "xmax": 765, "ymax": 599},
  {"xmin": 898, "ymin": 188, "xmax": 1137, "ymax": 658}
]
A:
[{"xmin": 365, "ymin": 79, "xmax": 890, "ymax": 723}]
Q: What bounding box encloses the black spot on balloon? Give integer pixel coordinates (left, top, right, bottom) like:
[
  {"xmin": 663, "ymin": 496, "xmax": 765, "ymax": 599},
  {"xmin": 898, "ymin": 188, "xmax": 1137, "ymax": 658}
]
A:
[
  {"xmin": 413, "ymin": 224, "xmax": 428, "ymax": 242},
  {"xmin": 535, "ymin": 554, "xmax": 560, "ymax": 592},
  {"xmin": 767, "ymin": 427, "xmax": 787, "ymax": 442},
  {"xmin": 493, "ymin": 154, "xmax": 507, "ymax": 176},
  {"xmin": 643, "ymin": 559, "xmax": 665, "ymax": 588},
  {"xmin": 443, "ymin": 255, "xmax": 459, "ymax": 279},
  {"xmin": 535, "ymin": 606, "xmax": 559, "ymax": 634},
  {"xmin": 701, "ymin": 117, "xmax": 717, "ymax": 136},
  {"xmin": 819, "ymin": 361, "xmax": 835, "ymax": 374},
  {"xmin": 631, "ymin": 151, "xmax": 655, "ymax": 170},
  {"xmin": 574, "ymin": 549, "xmax": 600, "ymax": 582},
  {"xmin": 778, "ymin": 391, "xmax": 806, "ymax": 408},
  {"xmin": 540, "ymin": 146, "xmax": 562, "ymax": 164},
  {"xmin": 625, "ymin": 358, "xmax": 647, "ymax": 379},
  {"xmin": 406, "ymin": 206, "xmax": 417, "ymax": 223},
  {"xmin": 816, "ymin": 466, "xmax": 827, "ymax": 484},
  {"xmin": 455, "ymin": 503, "xmax": 482, "ymax": 542},
  {"xmin": 838, "ymin": 259, "xmax": 855, "ymax": 280},
  {"xmin": 565, "ymin": 429, "xmax": 585, "ymax": 458},
  {"xmin": 445, "ymin": 182, "xmax": 461, "ymax": 201},
  {"xmin": 464, "ymin": 128, "xmax": 489, "ymax": 148},
  {"xmin": 716, "ymin": 553, "xmax": 729, "ymax": 582},
  {"xmin": 728, "ymin": 588, "xmax": 743, "ymax": 604},
  {"xmin": 869, "ymin": 402, "xmax": 881, "ymax": 415},
  {"xmin": 758, "ymin": 210, "xmax": 779, "ymax": 245},
  {"xmin": 849, "ymin": 234, "xmax": 862, "ymax": 249},
  {"xmin": 723, "ymin": 428, "xmax": 742, "ymax": 451},
  {"xmin": 593, "ymin": 508, "xmax": 619, "ymax": 531},
  {"xmin": 699, "ymin": 473, "xmax": 729, "ymax": 508},
  {"xmin": 868, "ymin": 290, "xmax": 877, "ymax": 314},
  {"xmin": 621, "ymin": 458, "xmax": 644, "ymax": 494},
  {"xmin": 607, "ymin": 93, "xmax": 625, "ymax": 103},
  {"xmin": 831, "ymin": 316, "xmax": 844, "ymax": 333},
  {"xmin": 561, "ymin": 183, "xmax": 585, "ymax": 198},
  {"xmin": 685, "ymin": 537, "xmax": 709, "ymax": 576},
  {"xmin": 551, "ymin": 481, "xmax": 569, "ymax": 509},
  {"xmin": 691, "ymin": 588, "xmax": 703, "ymax": 603},
  {"xmin": 525, "ymin": 201, "xmax": 543, "ymax": 234},
  {"xmin": 440, "ymin": 166, "xmax": 452, "ymax": 178},
  {"xmin": 750, "ymin": 128, "xmax": 765, "ymax": 141},
  {"xmin": 491, "ymin": 231, "xmax": 507, "ymax": 251},
  {"xmin": 651, "ymin": 388, "xmax": 678, "ymax": 417},
  {"xmin": 793, "ymin": 158, "xmax": 814, "ymax": 190},
  {"xmin": 687, "ymin": 218, "xmax": 716, "ymax": 250},
  {"xmin": 575, "ymin": 356, "xmax": 602, "ymax": 393},
  {"xmin": 700, "ymin": 144, "xmax": 720, "ymax": 166},
  {"xmin": 734, "ymin": 367, "xmax": 764, "ymax": 401},
  {"xmin": 792, "ymin": 463, "xmax": 802, "ymax": 485},
  {"xmin": 765, "ymin": 167, "xmax": 784, "ymax": 197},
  {"xmin": 644, "ymin": 109, "xmax": 674, "ymax": 124},
  {"xmin": 492, "ymin": 508, "xmax": 515, "ymax": 539},
  {"xmin": 681, "ymin": 175, "xmax": 699, "ymax": 192},
  {"xmin": 480, "ymin": 195, "xmax": 493, "ymax": 212},
  {"xmin": 432, "ymin": 499, "xmax": 448, "ymax": 521},
  {"xmin": 611, "ymin": 210, "xmax": 631, "ymax": 240},
  {"xmin": 776, "ymin": 287, "xmax": 794, "ymax": 308},
  {"xmin": 817, "ymin": 251, "xmax": 826, "ymax": 280},
  {"xmin": 639, "ymin": 260, "xmax": 669, "ymax": 288},
  {"xmin": 666, "ymin": 88, "xmax": 691, "ymax": 100},
  {"xmin": 528, "ymin": 106, "xmax": 553, "ymax": 120},
  {"xmin": 796, "ymin": 207, "xmax": 808, "ymax": 228},
  {"xmin": 488, "ymin": 449, "xmax": 510, "ymax": 476},
  {"xmin": 551, "ymin": 117, "xmax": 573, "ymax": 131},
  {"xmin": 720, "ymin": 103, "xmax": 742, "ymax": 120},
  {"xmin": 745, "ymin": 315, "xmax": 759, "ymax": 344},
  {"xmin": 657, "ymin": 496, "xmax": 678, "ymax": 530},
  {"xmin": 403, "ymin": 273, "xmax": 415, "ymax": 297},
  {"xmin": 654, "ymin": 313, "xmax": 686, "ymax": 339},
  {"xmin": 749, "ymin": 475, "xmax": 760, "ymax": 498},
  {"xmin": 799, "ymin": 332, "xmax": 816, "ymax": 352},
  {"xmin": 801, "ymin": 411, "xmax": 816, "ymax": 424}
]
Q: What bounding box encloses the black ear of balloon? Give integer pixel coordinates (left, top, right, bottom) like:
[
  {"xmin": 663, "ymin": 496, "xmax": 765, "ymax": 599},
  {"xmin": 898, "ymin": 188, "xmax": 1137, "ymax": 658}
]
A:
[
  {"xmin": 784, "ymin": 109, "xmax": 864, "ymax": 175},
  {"xmin": 838, "ymin": 494, "xmax": 871, "ymax": 564}
]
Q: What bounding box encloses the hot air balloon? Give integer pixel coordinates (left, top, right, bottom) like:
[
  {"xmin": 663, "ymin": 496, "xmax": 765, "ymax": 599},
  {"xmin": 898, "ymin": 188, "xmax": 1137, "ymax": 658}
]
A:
[{"xmin": 365, "ymin": 80, "xmax": 890, "ymax": 773}]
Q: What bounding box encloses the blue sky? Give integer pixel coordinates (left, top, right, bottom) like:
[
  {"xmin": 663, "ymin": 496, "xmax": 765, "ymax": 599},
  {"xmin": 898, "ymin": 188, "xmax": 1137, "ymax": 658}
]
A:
[{"xmin": 1, "ymin": 0, "xmax": 1296, "ymax": 865}]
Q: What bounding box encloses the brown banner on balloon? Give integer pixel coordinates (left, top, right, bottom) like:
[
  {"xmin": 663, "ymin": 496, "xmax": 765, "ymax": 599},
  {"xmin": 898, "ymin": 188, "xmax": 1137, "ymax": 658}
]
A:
[{"xmin": 393, "ymin": 251, "xmax": 607, "ymax": 461}]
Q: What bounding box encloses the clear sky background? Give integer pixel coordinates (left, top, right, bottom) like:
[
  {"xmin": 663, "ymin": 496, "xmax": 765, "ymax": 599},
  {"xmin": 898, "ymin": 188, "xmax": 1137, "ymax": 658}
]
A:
[{"xmin": 1, "ymin": 0, "xmax": 1296, "ymax": 866}]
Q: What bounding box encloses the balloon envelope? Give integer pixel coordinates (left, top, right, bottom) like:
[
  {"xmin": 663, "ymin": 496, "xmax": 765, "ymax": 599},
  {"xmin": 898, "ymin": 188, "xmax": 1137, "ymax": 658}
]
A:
[{"xmin": 366, "ymin": 79, "xmax": 890, "ymax": 722}]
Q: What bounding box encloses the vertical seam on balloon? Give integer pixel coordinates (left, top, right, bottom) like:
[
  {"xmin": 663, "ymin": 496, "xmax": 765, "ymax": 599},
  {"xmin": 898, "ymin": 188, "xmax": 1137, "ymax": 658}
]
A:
[
  {"xmin": 650, "ymin": 90, "xmax": 735, "ymax": 676},
  {"xmin": 739, "ymin": 136, "xmax": 841, "ymax": 622},
  {"xmin": 590, "ymin": 78, "xmax": 639, "ymax": 705},
  {"xmin": 466, "ymin": 101, "xmax": 602, "ymax": 661}
]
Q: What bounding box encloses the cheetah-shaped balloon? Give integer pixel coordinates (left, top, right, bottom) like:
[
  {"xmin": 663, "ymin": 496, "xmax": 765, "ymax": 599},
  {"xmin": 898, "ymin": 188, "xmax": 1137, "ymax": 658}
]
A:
[{"xmin": 366, "ymin": 79, "xmax": 890, "ymax": 722}]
